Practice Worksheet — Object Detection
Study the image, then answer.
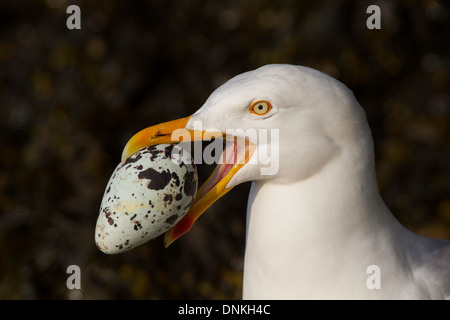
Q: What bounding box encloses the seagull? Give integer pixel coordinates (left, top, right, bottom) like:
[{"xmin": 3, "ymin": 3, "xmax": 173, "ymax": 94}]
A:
[{"xmin": 121, "ymin": 64, "xmax": 450, "ymax": 299}]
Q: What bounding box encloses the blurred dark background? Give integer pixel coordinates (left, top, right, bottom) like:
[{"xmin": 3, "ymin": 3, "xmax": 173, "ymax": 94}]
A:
[{"xmin": 0, "ymin": 0, "xmax": 449, "ymax": 299}]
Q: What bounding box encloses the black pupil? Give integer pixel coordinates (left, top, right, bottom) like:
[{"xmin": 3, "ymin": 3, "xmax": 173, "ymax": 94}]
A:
[{"xmin": 258, "ymin": 105, "xmax": 263, "ymax": 110}]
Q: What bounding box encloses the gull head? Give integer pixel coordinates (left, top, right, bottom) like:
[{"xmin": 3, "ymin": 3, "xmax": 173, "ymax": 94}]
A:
[{"xmin": 120, "ymin": 64, "xmax": 374, "ymax": 246}]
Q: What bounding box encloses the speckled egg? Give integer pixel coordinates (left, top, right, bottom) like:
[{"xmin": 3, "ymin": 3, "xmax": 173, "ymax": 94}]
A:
[{"xmin": 96, "ymin": 144, "xmax": 198, "ymax": 254}]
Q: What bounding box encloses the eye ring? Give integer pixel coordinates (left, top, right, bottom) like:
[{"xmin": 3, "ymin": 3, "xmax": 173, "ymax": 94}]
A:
[{"xmin": 249, "ymin": 100, "xmax": 272, "ymax": 116}]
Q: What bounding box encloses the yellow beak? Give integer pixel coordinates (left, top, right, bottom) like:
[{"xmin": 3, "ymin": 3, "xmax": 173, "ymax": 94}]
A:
[{"xmin": 121, "ymin": 116, "xmax": 255, "ymax": 247}]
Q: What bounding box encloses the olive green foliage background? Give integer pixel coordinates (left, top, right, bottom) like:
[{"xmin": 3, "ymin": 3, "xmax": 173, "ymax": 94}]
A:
[{"xmin": 0, "ymin": 0, "xmax": 449, "ymax": 299}]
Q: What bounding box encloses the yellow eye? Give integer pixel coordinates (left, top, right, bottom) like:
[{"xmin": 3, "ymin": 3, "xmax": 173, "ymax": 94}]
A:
[{"xmin": 250, "ymin": 100, "xmax": 272, "ymax": 116}]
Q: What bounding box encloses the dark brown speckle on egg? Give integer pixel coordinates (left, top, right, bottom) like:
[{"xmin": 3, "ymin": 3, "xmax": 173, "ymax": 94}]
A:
[
  {"xmin": 163, "ymin": 194, "xmax": 173, "ymax": 205},
  {"xmin": 164, "ymin": 144, "xmax": 174, "ymax": 158},
  {"xmin": 183, "ymin": 171, "xmax": 196, "ymax": 196},
  {"xmin": 138, "ymin": 168, "xmax": 172, "ymax": 190},
  {"xmin": 123, "ymin": 152, "xmax": 142, "ymax": 165},
  {"xmin": 171, "ymin": 171, "xmax": 180, "ymax": 186},
  {"xmin": 147, "ymin": 146, "xmax": 162, "ymax": 161},
  {"xmin": 165, "ymin": 214, "xmax": 178, "ymax": 225}
]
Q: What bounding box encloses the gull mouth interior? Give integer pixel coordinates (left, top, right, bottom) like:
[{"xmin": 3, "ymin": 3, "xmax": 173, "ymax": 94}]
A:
[
  {"xmin": 164, "ymin": 135, "xmax": 256, "ymax": 247},
  {"xmin": 197, "ymin": 137, "xmax": 249, "ymax": 198}
]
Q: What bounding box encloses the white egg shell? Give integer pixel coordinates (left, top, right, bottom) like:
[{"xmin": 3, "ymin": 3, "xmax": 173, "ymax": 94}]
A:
[{"xmin": 96, "ymin": 144, "xmax": 197, "ymax": 254}]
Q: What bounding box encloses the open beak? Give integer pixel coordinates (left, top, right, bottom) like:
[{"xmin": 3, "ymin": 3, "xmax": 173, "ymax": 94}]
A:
[{"xmin": 121, "ymin": 116, "xmax": 256, "ymax": 247}]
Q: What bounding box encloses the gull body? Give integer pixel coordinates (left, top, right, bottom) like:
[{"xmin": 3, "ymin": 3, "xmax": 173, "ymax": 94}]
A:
[{"xmin": 188, "ymin": 64, "xmax": 450, "ymax": 299}]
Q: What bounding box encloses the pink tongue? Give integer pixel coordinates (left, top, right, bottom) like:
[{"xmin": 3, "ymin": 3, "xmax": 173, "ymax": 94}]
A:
[{"xmin": 200, "ymin": 139, "xmax": 236, "ymax": 197}]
